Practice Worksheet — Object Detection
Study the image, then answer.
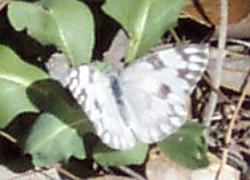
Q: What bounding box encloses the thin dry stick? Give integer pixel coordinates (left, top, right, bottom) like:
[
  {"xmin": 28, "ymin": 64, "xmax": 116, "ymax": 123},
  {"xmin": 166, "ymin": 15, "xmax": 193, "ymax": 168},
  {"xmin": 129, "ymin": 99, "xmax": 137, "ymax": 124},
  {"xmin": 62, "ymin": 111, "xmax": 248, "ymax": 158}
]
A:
[
  {"xmin": 169, "ymin": 28, "xmax": 181, "ymax": 44},
  {"xmin": 118, "ymin": 166, "xmax": 146, "ymax": 180},
  {"xmin": 216, "ymin": 75, "xmax": 250, "ymax": 180},
  {"xmin": 0, "ymin": 130, "xmax": 17, "ymax": 143},
  {"xmin": 228, "ymin": 38, "xmax": 250, "ymax": 48},
  {"xmin": 203, "ymin": 0, "xmax": 228, "ymax": 127},
  {"xmin": 57, "ymin": 167, "xmax": 82, "ymax": 180}
]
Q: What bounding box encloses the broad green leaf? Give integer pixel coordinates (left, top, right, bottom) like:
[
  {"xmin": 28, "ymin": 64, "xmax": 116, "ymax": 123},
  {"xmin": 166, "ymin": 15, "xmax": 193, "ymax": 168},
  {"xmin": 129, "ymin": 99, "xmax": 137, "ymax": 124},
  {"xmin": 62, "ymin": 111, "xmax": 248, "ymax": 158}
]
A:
[
  {"xmin": 8, "ymin": 0, "xmax": 94, "ymax": 65},
  {"xmin": 102, "ymin": 0, "xmax": 186, "ymax": 62},
  {"xmin": 158, "ymin": 122, "xmax": 209, "ymax": 169},
  {"xmin": 0, "ymin": 45, "xmax": 47, "ymax": 128},
  {"xmin": 25, "ymin": 113, "xmax": 85, "ymax": 167},
  {"xmin": 26, "ymin": 80, "xmax": 92, "ymax": 167},
  {"xmin": 93, "ymin": 142, "xmax": 148, "ymax": 166}
]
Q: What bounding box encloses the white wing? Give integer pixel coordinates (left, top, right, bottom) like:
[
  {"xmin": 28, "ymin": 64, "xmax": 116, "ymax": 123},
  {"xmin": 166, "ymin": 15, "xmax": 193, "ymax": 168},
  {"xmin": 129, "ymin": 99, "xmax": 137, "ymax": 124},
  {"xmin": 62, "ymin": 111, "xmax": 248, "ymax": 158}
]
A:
[
  {"xmin": 64, "ymin": 65, "xmax": 136, "ymax": 150},
  {"xmin": 120, "ymin": 44, "xmax": 208, "ymax": 143},
  {"xmin": 47, "ymin": 55, "xmax": 136, "ymax": 150},
  {"xmin": 47, "ymin": 45, "xmax": 208, "ymax": 150}
]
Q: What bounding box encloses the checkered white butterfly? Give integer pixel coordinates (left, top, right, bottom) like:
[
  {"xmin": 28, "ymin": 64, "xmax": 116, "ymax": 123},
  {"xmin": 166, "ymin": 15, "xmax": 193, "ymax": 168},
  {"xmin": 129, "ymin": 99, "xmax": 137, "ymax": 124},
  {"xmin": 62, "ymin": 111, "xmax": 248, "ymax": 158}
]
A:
[{"xmin": 47, "ymin": 44, "xmax": 208, "ymax": 150}]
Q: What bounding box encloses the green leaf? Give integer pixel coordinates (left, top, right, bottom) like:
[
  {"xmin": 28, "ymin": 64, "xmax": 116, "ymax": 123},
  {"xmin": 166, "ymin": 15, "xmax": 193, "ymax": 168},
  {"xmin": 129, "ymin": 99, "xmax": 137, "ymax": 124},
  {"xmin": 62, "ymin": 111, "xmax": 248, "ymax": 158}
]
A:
[
  {"xmin": 102, "ymin": 0, "xmax": 186, "ymax": 62},
  {"xmin": 158, "ymin": 121, "xmax": 209, "ymax": 169},
  {"xmin": 93, "ymin": 142, "xmax": 148, "ymax": 166},
  {"xmin": 25, "ymin": 113, "xmax": 85, "ymax": 167},
  {"xmin": 0, "ymin": 45, "xmax": 47, "ymax": 128},
  {"xmin": 26, "ymin": 80, "xmax": 92, "ymax": 167},
  {"xmin": 8, "ymin": 0, "xmax": 94, "ymax": 65}
]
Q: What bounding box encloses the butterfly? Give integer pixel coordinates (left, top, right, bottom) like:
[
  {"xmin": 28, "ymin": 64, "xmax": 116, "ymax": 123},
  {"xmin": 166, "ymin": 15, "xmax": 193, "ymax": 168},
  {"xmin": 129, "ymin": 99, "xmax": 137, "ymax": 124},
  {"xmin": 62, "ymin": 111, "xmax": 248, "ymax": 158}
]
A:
[{"xmin": 47, "ymin": 44, "xmax": 208, "ymax": 150}]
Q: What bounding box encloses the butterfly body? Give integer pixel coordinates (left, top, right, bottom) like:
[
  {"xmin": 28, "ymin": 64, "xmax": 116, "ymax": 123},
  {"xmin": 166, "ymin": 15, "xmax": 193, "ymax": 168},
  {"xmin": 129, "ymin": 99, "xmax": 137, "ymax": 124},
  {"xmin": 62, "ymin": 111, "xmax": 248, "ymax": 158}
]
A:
[{"xmin": 47, "ymin": 44, "xmax": 209, "ymax": 150}]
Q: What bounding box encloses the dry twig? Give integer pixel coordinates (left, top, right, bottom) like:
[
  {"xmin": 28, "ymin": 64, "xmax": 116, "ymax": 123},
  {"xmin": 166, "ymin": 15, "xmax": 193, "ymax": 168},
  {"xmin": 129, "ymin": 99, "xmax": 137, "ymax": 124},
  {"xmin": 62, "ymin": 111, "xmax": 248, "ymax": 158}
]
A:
[
  {"xmin": 0, "ymin": 130, "xmax": 17, "ymax": 143},
  {"xmin": 57, "ymin": 167, "xmax": 82, "ymax": 180},
  {"xmin": 118, "ymin": 166, "xmax": 146, "ymax": 180},
  {"xmin": 203, "ymin": 0, "xmax": 228, "ymax": 127}
]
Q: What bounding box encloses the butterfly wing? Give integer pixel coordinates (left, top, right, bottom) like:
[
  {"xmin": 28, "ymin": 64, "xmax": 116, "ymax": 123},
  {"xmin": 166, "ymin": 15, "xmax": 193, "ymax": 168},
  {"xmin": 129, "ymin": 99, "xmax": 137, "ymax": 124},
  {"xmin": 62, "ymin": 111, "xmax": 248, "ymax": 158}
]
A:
[
  {"xmin": 67, "ymin": 66, "xmax": 137, "ymax": 149},
  {"xmin": 46, "ymin": 56, "xmax": 136, "ymax": 150},
  {"xmin": 120, "ymin": 44, "xmax": 208, "ymax": 143}
]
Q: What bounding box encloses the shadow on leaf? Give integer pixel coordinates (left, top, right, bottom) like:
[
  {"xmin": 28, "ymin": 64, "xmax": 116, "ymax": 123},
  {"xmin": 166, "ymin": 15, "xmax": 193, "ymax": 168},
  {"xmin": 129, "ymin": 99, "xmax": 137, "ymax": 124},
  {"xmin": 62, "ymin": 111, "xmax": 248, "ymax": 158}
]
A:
[{"xmin": 26, "ymin": 79, "xmax": 93, "ymax": 135}]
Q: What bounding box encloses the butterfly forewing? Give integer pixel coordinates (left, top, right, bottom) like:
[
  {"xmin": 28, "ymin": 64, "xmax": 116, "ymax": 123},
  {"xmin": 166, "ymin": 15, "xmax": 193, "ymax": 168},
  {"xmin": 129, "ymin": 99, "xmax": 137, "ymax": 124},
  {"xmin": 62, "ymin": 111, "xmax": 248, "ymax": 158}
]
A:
[{"xmin": 120, "ymin": 44, "xmax": 208, "ymax": 143}]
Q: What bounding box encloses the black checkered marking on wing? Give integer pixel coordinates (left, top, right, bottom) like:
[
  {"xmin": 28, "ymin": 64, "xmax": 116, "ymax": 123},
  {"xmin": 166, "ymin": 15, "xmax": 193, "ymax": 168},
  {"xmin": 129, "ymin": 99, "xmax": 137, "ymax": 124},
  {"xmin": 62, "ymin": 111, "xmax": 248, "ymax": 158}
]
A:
[
  {"xmin": 146, "ymin": 54, "xmax": 166, "ymax": 70},
  {"xmin": 176, "ymin": 48, "xmax": 207, "ymax": 93},
  {"xmin": 67, "ymin": 67, "xmax": 94, "ymax": 109},
  {"xmin": 158, "ymin": 84, "xmax": 171, "ymax": 99}
]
